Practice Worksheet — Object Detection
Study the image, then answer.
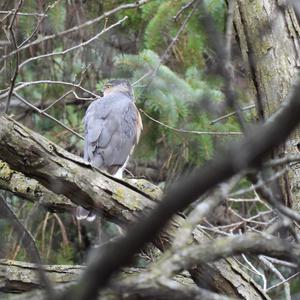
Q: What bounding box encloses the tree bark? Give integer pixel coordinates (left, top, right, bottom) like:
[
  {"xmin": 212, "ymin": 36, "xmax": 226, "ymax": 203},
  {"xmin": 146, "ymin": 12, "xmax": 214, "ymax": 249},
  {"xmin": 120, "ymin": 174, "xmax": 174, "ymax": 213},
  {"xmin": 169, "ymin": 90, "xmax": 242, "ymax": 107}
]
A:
[
  {"xmin": 233, "ymin": 0, "xmax": 300, "ymax": 207},
  {"xmin": 0, "ymin": 160, "xmax": 74, "ymax": 211},
  {"xmin": 0, "ymin": 115, "xmax": 268, "ymax": 299},
  {"xmin": 2, "ymin": 259, "xmax": 232, "ymax": 300}
]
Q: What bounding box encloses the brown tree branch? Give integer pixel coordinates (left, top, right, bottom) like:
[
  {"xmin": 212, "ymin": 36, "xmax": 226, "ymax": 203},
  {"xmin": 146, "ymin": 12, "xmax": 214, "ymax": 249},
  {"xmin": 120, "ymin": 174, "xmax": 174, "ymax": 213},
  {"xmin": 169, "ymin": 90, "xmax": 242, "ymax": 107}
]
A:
[
  {"xmin": 55, "ymin": 73, "xmax": 300, "ymax": 300},
  {"xmin": 0, "ymin": 0, "xmax": 152, "ymax": 64},
  {"xmin": 4, "ymin": 0, "xmax": 23, "ymax": 114},
  {"xmin": 0, "ymin": 259, "xmax": 233, "ymax": 300},
  {"xmin": 145, "ymin": 232, "xmax": 300, "ymax": 282},
  {"xmin": 0, "ymin": 159, "xmax": 74, "ymax": 211},
  {"xmin": 0, "ymin": 115, "xmax": 268, "ymax": 299},
  {"xmin": 0, "ymin": 196, "xmax": 54, "ymax": 297}
]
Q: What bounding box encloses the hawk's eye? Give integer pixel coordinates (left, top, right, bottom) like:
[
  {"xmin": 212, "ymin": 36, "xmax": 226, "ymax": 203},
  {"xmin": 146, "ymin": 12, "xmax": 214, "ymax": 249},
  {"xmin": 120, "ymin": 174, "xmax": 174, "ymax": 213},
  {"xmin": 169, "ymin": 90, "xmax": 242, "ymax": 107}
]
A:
[{"xmin": 105, "ymin": 84, "xmax": 112, "ymax": 89}]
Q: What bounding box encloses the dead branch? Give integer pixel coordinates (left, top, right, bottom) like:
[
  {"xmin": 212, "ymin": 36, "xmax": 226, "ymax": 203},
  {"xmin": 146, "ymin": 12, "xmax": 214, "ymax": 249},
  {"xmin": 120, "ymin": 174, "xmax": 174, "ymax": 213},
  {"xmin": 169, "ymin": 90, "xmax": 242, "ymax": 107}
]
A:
[
  {"xmin": 0, "ymin": 160, "xmax": 74, "ymax": 211},
  {"xmin": 0, "ymin": 0, "xmax": 151, "ymax": 64},
  {"xmin": 55, "ymin": 74, "xmax": 300, "ymax": 300},
  {"xmin": 145, "ymin": 232, "xmax": 300, "ymax": 282},
  {"xmin": 18, "ymin": 16, "xmax": 128, "ymax": 69},
  {"xmin": 0, "ymin": 196, "xmax": 54, "ymax": 296},
  {"xmin": 0, "ymin": 115, "xmax": 268, "ymax": 299},
  {"xmin": 0, "ymin": 259, "xmax": 233, "ymax": 300}
]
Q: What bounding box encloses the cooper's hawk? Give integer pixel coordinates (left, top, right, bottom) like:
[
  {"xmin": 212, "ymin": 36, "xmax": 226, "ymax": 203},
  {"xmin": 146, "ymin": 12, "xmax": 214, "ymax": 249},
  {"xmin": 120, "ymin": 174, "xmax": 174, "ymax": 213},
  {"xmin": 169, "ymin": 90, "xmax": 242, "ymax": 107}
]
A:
[{"xmin": 76, "ymin": 79, "xmax": 142, "ymax": 220}]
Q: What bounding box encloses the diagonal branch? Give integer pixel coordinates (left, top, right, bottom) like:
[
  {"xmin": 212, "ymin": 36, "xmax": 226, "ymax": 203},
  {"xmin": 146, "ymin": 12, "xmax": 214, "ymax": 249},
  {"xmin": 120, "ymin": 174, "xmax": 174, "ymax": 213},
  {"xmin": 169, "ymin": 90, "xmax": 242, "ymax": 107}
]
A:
[
  {"xmin": 0, "ymin": 0, "xmax": 151, "ymax": 64},
  {"xmin": 1, "ymin": 77, "xmax": 300, "ymax": 300},
  {"xmin": 0, "ymin": 196, "xmax": 54, "ymax": 297},
  {"xmin": 0, "ymin": 114, "xmax": 269, "ymax": 299},
  {"xmin": 56, "ymin": 75, "xmax": 300, "ymax": 299},
  {"xmin": 18, "ymin": 16, "xmax": 128, "ymax": 69}
]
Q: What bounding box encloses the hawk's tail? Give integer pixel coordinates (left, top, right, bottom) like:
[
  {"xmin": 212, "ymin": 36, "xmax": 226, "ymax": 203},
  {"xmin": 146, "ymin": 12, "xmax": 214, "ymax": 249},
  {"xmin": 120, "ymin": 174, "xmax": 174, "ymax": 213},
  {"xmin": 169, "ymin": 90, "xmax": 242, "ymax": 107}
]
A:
[{"xmin": 76, "ymin": 206, "xmax": 96, "ymax": 222}]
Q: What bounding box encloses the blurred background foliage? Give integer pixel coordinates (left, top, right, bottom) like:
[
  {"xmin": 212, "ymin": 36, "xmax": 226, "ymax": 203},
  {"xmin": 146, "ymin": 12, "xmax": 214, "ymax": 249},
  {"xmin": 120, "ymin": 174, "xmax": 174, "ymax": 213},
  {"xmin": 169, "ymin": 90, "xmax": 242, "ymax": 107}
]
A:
[
  {"xmin": 1, "ymin": 2, "xmax": 298, "ymax": 297},
  {"xmin": 0, "ymin": 0, "xmax": 256, "ymax": 272},
  {"xmin": 0, "ymin": 0, "xmax": 247, "ymax": 181}
]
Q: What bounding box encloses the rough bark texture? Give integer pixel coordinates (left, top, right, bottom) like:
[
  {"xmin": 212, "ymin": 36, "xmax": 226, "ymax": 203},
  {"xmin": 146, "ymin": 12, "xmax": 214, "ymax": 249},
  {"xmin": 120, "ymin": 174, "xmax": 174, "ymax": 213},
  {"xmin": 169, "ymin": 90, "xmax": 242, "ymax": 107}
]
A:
[
  {"xmin": 0, "ymin": 160, "xmax": 74, "ymax": 212},
  {"xmin": 233, "ymin": 0, "xmax": 300, "ymax": 207},
  {"xmin": 0, "ymin": 115, "xmax": 268, "ymax": 299},
  {"xmin": 0, "ymin": 259, "xmax": 83, "ymax": 292},
  {"xmin": 2, "ymin": 260, "xmax": 224, "ymax": 300}
]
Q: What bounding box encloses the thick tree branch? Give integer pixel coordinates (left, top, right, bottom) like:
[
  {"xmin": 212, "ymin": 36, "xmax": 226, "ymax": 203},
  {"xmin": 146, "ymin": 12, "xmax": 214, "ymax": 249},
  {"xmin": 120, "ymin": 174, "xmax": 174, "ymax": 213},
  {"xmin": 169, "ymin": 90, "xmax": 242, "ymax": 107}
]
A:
[
  {"xmin": 0, "ymin": 159, "xmax": 74, "ymax": 211},
  {"xmin": 0, "ymin": 259, "xmax": 83, "ymax": 293},
  {"xmin": 0, "ymin": 115, "xmax": 269, "ymax": 299},
  {"xmin": 0, "ymin": 115, "xmax": 158, "ymax": 228},
  {"xmin": 146, "ymin": 232, "xmax": 300, "ymax": 281},
  {"xmin": 0, "ymin": 259, "xmax": 233, "ymax": 300},
  {"xmin": 55, "ymin": 75, "xmax": 300, "ymax": 300}
]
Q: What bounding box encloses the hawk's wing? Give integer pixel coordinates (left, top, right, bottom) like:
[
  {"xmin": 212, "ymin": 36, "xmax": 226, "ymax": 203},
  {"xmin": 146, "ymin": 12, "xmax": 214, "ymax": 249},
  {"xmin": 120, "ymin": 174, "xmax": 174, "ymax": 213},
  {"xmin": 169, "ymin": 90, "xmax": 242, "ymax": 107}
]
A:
[{"xmin": 84, "ymin": 92, "xmax": 141, "ymax": 172}]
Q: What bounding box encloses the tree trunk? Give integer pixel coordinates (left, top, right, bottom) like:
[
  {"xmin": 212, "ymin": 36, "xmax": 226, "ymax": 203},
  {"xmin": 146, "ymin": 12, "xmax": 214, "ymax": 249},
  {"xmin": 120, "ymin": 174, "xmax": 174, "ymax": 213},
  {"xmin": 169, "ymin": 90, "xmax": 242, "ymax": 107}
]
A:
[{"xmin": 233, "ymin": 0, "xmax": 300, "ymax": 207}]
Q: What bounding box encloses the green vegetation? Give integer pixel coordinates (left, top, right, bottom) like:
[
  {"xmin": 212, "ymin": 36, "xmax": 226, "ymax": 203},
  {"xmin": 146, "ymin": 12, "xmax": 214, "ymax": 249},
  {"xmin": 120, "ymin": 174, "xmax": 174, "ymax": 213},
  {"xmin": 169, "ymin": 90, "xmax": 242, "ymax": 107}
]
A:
[{"xmin": 0, "ymin": 0, "xmax": 246, "ymax": 264}]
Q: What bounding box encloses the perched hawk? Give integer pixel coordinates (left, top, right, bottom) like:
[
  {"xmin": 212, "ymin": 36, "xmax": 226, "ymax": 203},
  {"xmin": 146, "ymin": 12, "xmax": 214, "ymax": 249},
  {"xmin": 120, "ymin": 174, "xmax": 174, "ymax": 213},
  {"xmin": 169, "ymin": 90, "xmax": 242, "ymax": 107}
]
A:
[{"xmin": 76, "ymin": 79, "xmax": 142, "ymax": 220}]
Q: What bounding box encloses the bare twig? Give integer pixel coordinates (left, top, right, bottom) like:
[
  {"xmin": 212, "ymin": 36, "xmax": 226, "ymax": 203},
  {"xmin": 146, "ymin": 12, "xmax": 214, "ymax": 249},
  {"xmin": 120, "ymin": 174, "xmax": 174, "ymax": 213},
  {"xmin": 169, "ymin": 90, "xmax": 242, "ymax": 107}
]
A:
[
  {"xmin": 18, "ymin": 1, "xmax": 59, "ymax": 48},
  {"xmin": 192, "ymin": 1, "xmax": 248, "ymax": 130},
  {"xmin": 0, "ymin": 11, "xmax": 47, "ymax": 17},
  {"xmin": 41, "ymin": 91, "xmax": 73, "ymax": 112},
  {"xmin": 173, "ymin": 0, "xmax": 196, "ymax": 21},
  {"xmin": 242, "ymin": 254, "xmax": 267, "ymax": 290},
  {"xmin": 13, "ymin": 92, "xmax": 84, "ymax": 139},
  {"xmin": 140, "ymin": 108, "xmax": 243, "ymax": 136},
  {"xmin": 132, "ymin": 1, "xmax": 197, "ymax": 87},
  {"xmin": 260, "ymin": 256, "xmax": 297, "ymax": 268},
  {"xmin": 264, "ymin": 154, "xmax": 300, "ymax": 168},
  {"xmin": 0, "ymin": 195, "xmax": 54, "ymax": 298},
  {"xmin": 266, "ymin": 271, "xmax": 300, "ymax": 291},
  {"xmin": 210, "ymin": 104, "xmax": 255, "ymax": 125},
  {"xmin": 0, "ymin": 80, "xmax": 99, "ymax": 99},
  {"xmin": 0, "ymin": 0, "xmax": 151, "ymax": 64},
  {"xmin": 18, "ymin": 16, "xmax": 128, "ymax": 69},
  {"xmin": 53, "ymin": 213, "xmax": 69, "ymax": 246},
  {"xmin": 259, "ymin": 255, "xmax": 291, "ymax": 300},
  {"xmin": 229, "ymin": 169, "xmax": 287, "ymax": 197},
  {"xmin": 225, "ymin": 0, "xmax": 234, "ymax": 64},
  {"xmin": 4, "ymin": 0, "xmax": 23, "ymax": 114}
]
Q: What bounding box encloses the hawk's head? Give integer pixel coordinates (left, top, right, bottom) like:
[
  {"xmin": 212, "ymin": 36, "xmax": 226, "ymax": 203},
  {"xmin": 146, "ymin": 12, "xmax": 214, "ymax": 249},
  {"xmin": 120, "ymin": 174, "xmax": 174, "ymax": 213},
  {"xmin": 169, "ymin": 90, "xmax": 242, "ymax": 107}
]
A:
[{"xmin": 103, "ymin": 79, "xmax": 133, "ymax": 98}]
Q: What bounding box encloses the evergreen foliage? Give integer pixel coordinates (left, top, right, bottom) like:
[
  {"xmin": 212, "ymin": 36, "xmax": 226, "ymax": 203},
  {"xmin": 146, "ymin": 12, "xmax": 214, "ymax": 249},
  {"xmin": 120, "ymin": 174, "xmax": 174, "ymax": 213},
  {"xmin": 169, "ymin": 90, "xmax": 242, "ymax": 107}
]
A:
[
  {"xmin": 115, "ymin": 49, "xmax": 239, "ymax": 166},
  {"xmin": 0, "ymin": 0, "xmax": 243, "ymax": 266}
]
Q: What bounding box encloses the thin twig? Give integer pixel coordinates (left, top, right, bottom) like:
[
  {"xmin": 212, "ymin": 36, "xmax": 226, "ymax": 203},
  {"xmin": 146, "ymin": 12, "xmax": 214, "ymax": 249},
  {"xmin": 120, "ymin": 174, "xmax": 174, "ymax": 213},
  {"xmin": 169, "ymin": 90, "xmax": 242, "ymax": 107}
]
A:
[
  {"xmin": 14, "ymin": 92, "xmax": 84, "ymax": 139},
  {"xmin": 0, "ymin": 195, "xmax": 54, "ymax": 298},
  {"xmin": 225, "ymin": 0, "xmax": 234, "ymax": 64},
  {"xmin": 140, "ymin": 108, "xmax": 243, "ymax": 136},
  {"xmin": 0, "ymin": 0, "xmax": 151, "ymax": 64},
  {"xmin": 132, "ymin": 1, "xmax": 197, "ymax": 87},
  {"xmin": 19, "ymin": 16, "xmax": 128, "ymax": 69},
  {"xmin": 173, "ymin": 0, "xmax": 196, "ymax": 21},
  {"xmin": 0, "ymin": 10, "xmax": 47, "ymax": 17},
  {"xmin": 200, "ymin": 0, "xmax": 247, "ymax": 130},
  {"xmin": 0, "ymin": 80, "xmax": 99, "ymax": 99},
  {"xmin": 266, "ymin": 271, "xmax": 300, "ymax": 291},
  {"xmin": 264, "ymin": 154, "xmax": 300, "ymax": 168},
  {"xmin": 229, "ymin": 169, "xmax": 287, "ymax": 197},
  {"xmin": 259, "ymin": 256, "xmax": 297, "ymax": 268},
  {"xmin": 41, "ymin": 90, "xmax": 73, "ymax": 112},
  {"xmin": 242, "ymin": 254, "xmax": 267, "ymax": 290},
  {"xmin": 4, "ymin": 0, "xmax": 23, "ymax": 114},
  {"xmin": 18, "ymin": 1, "xmax": 59, "ymax": 48},
  {"xmin": 259, "ymin": 255, "xmax": 291, "ymax": 300},
  {"xmin": 210, "ymin": 104, "xmax": 255, "ymax": 125}
]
